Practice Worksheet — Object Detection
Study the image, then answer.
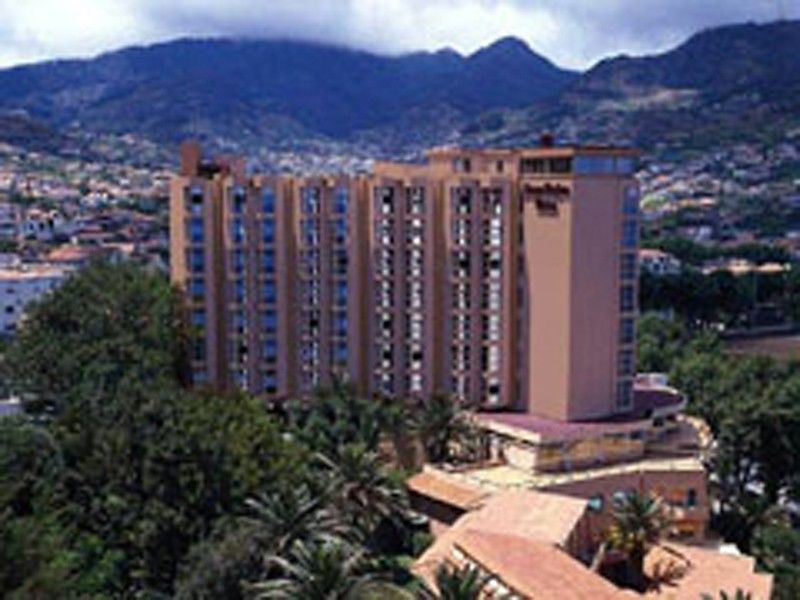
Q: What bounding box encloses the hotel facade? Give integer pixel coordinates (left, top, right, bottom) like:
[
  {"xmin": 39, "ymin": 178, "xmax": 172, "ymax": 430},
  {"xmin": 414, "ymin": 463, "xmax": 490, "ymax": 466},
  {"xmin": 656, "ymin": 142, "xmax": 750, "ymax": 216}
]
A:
[{"xmin": 170, "ymin": 141, "xmax": 640, "ymax": 422}]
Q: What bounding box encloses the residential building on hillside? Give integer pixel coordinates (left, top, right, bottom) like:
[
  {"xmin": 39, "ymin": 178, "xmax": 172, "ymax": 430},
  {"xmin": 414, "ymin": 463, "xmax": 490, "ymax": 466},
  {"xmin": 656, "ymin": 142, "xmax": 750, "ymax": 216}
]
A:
[
  {"xmin": 0, "ymin": 202, "xmax": 20, "ymax": 240},
  {"xmin": 0, "ymin": 264, "xmax": 67, "ymax": 337},
  {"xmin": 639, "ymin": 248, "xmax": 681, "ymax": 276},
  {"xmin": 171, "ymin": 141, "xmax": 640, "ymax": 422}
]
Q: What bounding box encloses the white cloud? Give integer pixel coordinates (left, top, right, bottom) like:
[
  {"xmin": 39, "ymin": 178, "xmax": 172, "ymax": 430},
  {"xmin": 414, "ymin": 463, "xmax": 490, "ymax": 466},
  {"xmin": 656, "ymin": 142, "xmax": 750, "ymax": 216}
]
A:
[{"xmin": 0, "ymin": 0, "xmax": 795, "ymax": 69}]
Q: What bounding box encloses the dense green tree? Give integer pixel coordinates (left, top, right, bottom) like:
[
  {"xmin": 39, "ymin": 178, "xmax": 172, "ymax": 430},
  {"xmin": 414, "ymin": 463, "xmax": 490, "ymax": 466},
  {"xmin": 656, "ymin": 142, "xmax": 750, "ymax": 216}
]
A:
[
  {"xmin": 286, "ymin": 383, "xmax": 404, "ymax": 456},
  {"xmin": 319, "ymin": 443, "xmax": 409, "ymax": 541},
  {"xmin": 5, "ymin": 261, "xmax": 190, "ymax": 416},
  {"xmin": 752, "ymin": 524, "xmax": 800, "ymax": 600},
  {"xmin": 412, "ymin": 395, "xmax": 481, "ymax": 464}
]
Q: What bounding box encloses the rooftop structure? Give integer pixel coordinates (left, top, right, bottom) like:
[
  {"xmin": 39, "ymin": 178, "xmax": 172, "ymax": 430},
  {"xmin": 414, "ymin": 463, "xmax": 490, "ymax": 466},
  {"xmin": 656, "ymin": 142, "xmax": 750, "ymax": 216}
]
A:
[{"xmin": 412, "ymin": 485, "xmax": 772, "ymax": 599}]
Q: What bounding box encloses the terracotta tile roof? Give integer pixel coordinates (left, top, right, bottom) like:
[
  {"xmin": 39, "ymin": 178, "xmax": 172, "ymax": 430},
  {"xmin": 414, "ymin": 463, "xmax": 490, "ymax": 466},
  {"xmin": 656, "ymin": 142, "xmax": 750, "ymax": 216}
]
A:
[
  {"xmin": 643, "ymin": 543, "xmax": 773, "ymax": 600},
  {"xmin": 455, "ymin": 530, "xmax": 622, "ymax": 600},
  {"xmin": 407, "ymin": 470, "xmax": 488, "ymax": 511},
  {"xmin": 413, "ymin": 489, "xmax": 590, "ymax": 593},
  {"xmin": 466, "ymin": 489, "xmax": 588, "ymax": 546}
]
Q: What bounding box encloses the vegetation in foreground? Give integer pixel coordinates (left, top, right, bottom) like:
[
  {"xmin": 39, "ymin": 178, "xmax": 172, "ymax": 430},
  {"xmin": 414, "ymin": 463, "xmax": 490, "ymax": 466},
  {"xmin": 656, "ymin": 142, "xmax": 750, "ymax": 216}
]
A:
[
  {"xmin": 1, "ymin": 262, "xmax": 799, "ymax": 598},
  {"xmin": 0, "ymin": 262, "xmax": 436, "ymax": 598}
]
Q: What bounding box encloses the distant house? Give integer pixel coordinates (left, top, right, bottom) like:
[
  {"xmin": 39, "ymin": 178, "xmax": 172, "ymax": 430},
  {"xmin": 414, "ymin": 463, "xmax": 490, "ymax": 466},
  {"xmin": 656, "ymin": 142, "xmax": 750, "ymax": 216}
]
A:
[
  {"xmin": 701, "ymin": 259, "xmax": 790, "ymax": 277},
  {"xmin": 0, "ymin": 202, "xmax": 20, "ymax": 240},
  {"xmin": 46, "ymin": 244, "xmax": 124, "ymax": 269},
  {"xmin": 20, "ymin": 208, "xmax": 71, "ymax": 242},
  {"xmin": 639, "ymin": 249, "xmax": 681, "ymax": 276},
  {"xmin": 0, "ymin": 265, "xmax": 67, "ymax": 336}
]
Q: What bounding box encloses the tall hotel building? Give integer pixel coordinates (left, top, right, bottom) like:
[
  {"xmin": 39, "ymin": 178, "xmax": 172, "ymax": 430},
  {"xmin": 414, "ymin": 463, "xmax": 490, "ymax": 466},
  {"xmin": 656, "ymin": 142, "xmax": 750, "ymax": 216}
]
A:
[{"xmin": 170, "ymin": 141, "xmax": 639, "ymax": 422}]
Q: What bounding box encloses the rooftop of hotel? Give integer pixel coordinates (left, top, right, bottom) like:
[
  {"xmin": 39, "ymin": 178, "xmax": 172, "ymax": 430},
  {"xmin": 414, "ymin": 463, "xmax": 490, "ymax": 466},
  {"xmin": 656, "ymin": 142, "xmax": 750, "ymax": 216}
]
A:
[
  {"xmin": 418, "ymin": 455, "xmax": 706, "ymax": 496},
  {"xmin": 476, "ymin": 383, "xmax": 686, "ymax": 443}
]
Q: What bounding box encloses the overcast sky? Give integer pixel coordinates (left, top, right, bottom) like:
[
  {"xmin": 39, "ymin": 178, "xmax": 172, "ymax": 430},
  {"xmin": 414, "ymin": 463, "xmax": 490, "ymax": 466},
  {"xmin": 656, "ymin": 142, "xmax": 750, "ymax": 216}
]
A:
[{"xmin": 0, "ymin": 0, "xmax": 796, "ymax": 70}]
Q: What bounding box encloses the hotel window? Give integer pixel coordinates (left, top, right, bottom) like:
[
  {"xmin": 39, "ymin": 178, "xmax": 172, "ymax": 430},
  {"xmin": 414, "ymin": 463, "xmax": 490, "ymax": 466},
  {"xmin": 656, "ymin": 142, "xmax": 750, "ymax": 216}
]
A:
[
  {"xmin": 686, "ymin": 489, "xmax": 698, "ymax": 508},
  {"xmin": 263, "ymin": 281, "xmax": 277, "ymax": 304},
  {"xmin": 263, "ymin": 372, "xmax": 278, "ymax": 393},
  {"xmin": 191, "ymin": 309, "xmax": 206, "ymax": 329},
  {"xmin": 190, "ymin": 278, "xmax": 205, "ymax": 299},
  {"xmin": 619, "ymin": 318, "xmax": 635, "ymax": 345},
  {"xmin": 588, "ymin": 494, "xmax": 605, "ymax": 512},
  {"xmin": 623, "ymin": 186, "xmax": 640, "ymax": 215},
  {"xmin": 332, "ymin": 219, "xmax": 347, "ymax": 245},
  {"xmin": 232, "ymin": 187, "xmax": 246, "ymax": 214},
  {"xmin": 377, "ymin": 221, "xmax": 394, "ymax": 246},
  {"xmin": 453, "ymin": 219, "xmax": 471, "ymax": 246},
  {"xmin": 616, "ymin": 380, "xmax": 633, "ymax": 410},
  {"xmin": 452, "ymin": 157, "xmax": 472, "ymax": 173},
  {"xmin": 333, "ymin": 250, "xmax": 348, "ymax": 275},
  {"xmin": 232, "ymin": 250, "xmax": 244, "ymax": 274},
  {"xmin": 188, "ymin": 187, "xmax": 204, "ymax": 215},
  {"xmin": 192, "ymin": 339, "xmax": 206, "ymax": 362},
  {"xmin": 262, "ymin": 188, "xmax": 275, "ymax": 214},
  {"xmin": 453, "ymin": 188, "xmax": 472, "ymax": 215},
  {"xmin": 262, "ymin": 220, "xmax": 275, "ymax": 244},
  {"xmin": 302, "ymin": 219, "xmax": 319, "ymax": 246},
  {"xmin": 549, "ymin": 157, "xmax": 572, "ymax": 173},
  {"xmin": 302, "ymin": 188, "xmax": 320, "ymax": 214},
  {"xmin": 334, "ymin": 187, "xmax": 349, "ymax": 214},
  {"xmin": 453, "ymin": 251, "xmax": 471, "ymax": 279},
  {"xmin": 263, "ymin": 310, "xmax": 277, "ymax": 334},
  {"xmin": 188, "ymin": 217, "xmax": 204, "ymax": 243},
  {"xmin": 620, "ymin": 253, "xmax": 637, "ymax": 281},
  {"xmin": 193, "ymin": 370, "xmax": 208, "ymax": 384},
  {"xmin": 334, "ymin": 281, "xmax": 348, "ymax": 307},
  {"xmin": 574, "ymin": 156, "xmax": 615, "ymax": 175},
  {"xmin": 231, "ymin": 218, "xmax": 245, "ymax": 244},
  {"xmin": 406, "ymin": 187, "xmax": 425, "ymax": 215},
  {"xmin": 618, "ymin": 349, "xmax": 634, "ymax": 377},
  {"xmin": 189, "ymin": 249, "xmax": 205, "ymax": 273},
  {"xmin": 620, "ymin": 286, "xmax": 636, "ymax": 313},
  {"xmin": 262, "ymin": 250, "xmax": 275, "ymax": 274},
  {"xmin": 616, "ymin": 157, "xmax": 636, "ymax": 175},
  {"xmin": 622, "ymin": 220, "xmax": 638, "ymax": 249},
  {"xmin": 233, "ymin": 279, "xmax": 245, "ymax": 303},
  {"xmin": 334, "ymin": 313, "xmax": 348, "ymax": 337},
  {"xmin": 332, "ymin": 341, "xmax": 348, "ymax": 365},
  {"xmin": 376, "ymin": 188, "xmax": 394, "ymax": 215},
  {"xmin": 263, "ymin": 339, "xmax": 278, "ymax": 362}
]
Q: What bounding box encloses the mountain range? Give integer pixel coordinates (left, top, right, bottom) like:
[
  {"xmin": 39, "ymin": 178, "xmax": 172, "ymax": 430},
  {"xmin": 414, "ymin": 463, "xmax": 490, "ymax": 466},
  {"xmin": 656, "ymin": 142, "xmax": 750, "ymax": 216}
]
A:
[{"xmin": 0, "ymin": 19, "xmax": 798, "ymax": 158}]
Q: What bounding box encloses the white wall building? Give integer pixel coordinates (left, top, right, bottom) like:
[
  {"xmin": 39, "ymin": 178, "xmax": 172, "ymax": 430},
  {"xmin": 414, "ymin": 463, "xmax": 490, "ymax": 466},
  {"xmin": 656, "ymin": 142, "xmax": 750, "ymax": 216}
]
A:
[
  {"xmin": 639, "ymin": 248, "xmax": 682, "ymax": 276},
  {"xmin": 0, "ymin": 202, "xmax": 20, "ymax": 240},
  {"xmin": 0, "ymin": 266, "xmax": 67, "ymax": 336}
]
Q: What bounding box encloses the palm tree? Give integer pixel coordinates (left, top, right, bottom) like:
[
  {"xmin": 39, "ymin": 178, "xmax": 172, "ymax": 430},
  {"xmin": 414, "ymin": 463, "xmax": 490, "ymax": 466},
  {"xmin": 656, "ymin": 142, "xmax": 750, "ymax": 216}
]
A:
[
  {"xmin": 318, "ymin": 443, "xmax": 409, "ymax": 538},
  {"xmin": 413, "ymin": 395, "xmax": 479, "ymax": 464},
  {"xmin": 240, "ymin": 482, "xmax": 348, "ymax": 556},
  {"xmin": 250, "ymin": 538, "xmax": 400, "ymax": 600},
  {"xmin": 701, "ymin": 590, "xmax": 753, "ymax": 600},
  {"xmin": 419, "ymin": 563, "xmax": 493, "ymax": 600},
  {"xmin": 607, "ymin": 492, "xmax": 672, "ymax": 592}
]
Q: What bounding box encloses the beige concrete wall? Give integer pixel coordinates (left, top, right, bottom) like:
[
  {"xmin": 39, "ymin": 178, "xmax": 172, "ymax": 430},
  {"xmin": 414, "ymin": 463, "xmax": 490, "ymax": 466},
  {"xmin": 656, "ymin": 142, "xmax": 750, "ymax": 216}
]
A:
[
  {"xmin": 568, "ymin": 177, "xmax": 627, "ymax": 420},
  {"xmin": 521, "ymin": 179, "xmax": 574, "ymax": 420}
]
